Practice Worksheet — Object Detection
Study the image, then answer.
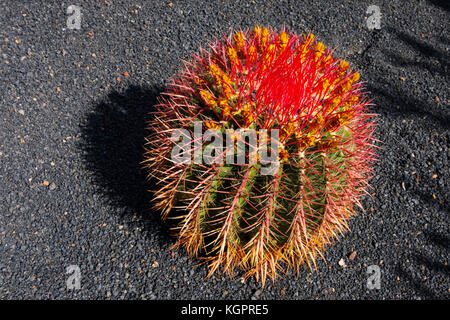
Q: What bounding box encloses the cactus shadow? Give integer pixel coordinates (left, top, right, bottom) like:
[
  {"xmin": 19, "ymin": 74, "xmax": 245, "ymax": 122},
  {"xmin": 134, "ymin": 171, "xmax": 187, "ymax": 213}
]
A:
[
  {"xmin": 80, "ymin": 84, "xmax": 172, "ymax": 246},
  {"xmin": 394, "ymin": 230, "xmax": 450, "ymax": 299},
  {"xmin": 360, "ymin": 25, "xmax": 449, "ymax": 299},
  {"xmin": 364, "ymin": 27, "xmax": 449, "ymax": 130},
  {"xmin": 428, "ymin": 0, "xmax": 450, "ymax": 11},
  {"xmin": 383, "ymin": 28, "xmax": 449, "ymax": 80}
]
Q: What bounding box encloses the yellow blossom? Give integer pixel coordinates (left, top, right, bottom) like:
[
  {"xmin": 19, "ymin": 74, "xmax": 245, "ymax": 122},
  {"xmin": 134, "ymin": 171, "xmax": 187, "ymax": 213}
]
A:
[
  {"xmin": 280, "ymin": 121, "xmax": 297, "ymax": 141},
  {"xmin": 279, "ymin": 148, "xmax": 290, "ymax": 161},
  {"xmin": 241, "ymin": 102, "xmax": 255, "ymax": 126},
  {"xmin": 209, "ymin": 64, "xmax": 222, "ymax": 84},
  {"xmin": 322, "ymin": 54, "xmax": 332, "ymax": 65},
  {"xmin": 195, "ymin": 77, "xmax": 205, "ymax": 86},
  {"xmin": 304, "ymin": 33, "xmax": 315, "ymax": 46},
  {"xmin": 309, "ymin": 114, "xmax": 324, "ymax": 134},
  {"xmin": 331, "ymin": 96, "xmax": 341, "ymax": 108},
  {"xmin": 348, "ymin": 96, "xmax": 359, "ymax": 103},
  {"xmin": 204, "ymin": 121, "xmax": 220, "ymax": 129},
  {"xmin": 322, "ymin": 79, "xmax": 331, "ymax": 91},
  {"xmin": 295, "ymin": 34, "xmax": 315, "ymax": 60},
  {"xmin": 221, "ymin": 72, "xmax": 231, "ymax": 85},
  {"xmin": 226, "ymin": 47, "xmax": 238, "ymax": 66},
  {"xmin": 339, "ymin": 60, "xmax": 349, "ymax": 71},
  {"xmin": 337, "ymin": 80, "xmax": 352, "ymax": 94},
  {"xmin": 313, "ymin": 41, "xmax": 326, "ymax": 59},
  {"xmin": 278, "ymin": 32, "xmax": 289, "ymax": 51},
  {"xmin": 252, "ymin": 25, "xmax": 262, "ymax": 39},
  {"xmin": 199, "ymin": 90, "xmax": 217, "ymax": 107},
  {"xmin": 248, "ymin": 45, "xmax": 257, "ymax": 60},
  {"xmin": 262, "ymin": 44, "xmax": 276, "ymax": 70},
  {"xmin": 220, "ymin": 73, "xmax": 232, "ymax": 98},
  {"xmin": 337, "ymin": 103, "xmax": 354, "ymax": 125},
  {"xmin": 233, "ymin": 31, "xmax": 245, "ymax": 52},
  {"xmin": 260, "ymin": 27, "xmax": 269, "ymax": 50},
  {"xmin": 219, "ymin": 99, "xmax": 231, "ymax": 118},
  {"xmin": 338, "ymin": 59, "xmax": 350, "ymax": 76},
  {"xmin": 338, "ymin": 110, "xmax": 354, "ymax": 125},
  {"xmin": 319, "ymin": 139, "xmax": 339, "ymax": 151},
  {"xmin": 349, "ymin": 72, "xmax": 360, "ymax": 83},
  {"xmin": 222, "ymin": 85, "xmax": 233, "ymax": 99},
  {"xmin": 298, "ymin": 133, "xmax": 316, "ymax": 150}
]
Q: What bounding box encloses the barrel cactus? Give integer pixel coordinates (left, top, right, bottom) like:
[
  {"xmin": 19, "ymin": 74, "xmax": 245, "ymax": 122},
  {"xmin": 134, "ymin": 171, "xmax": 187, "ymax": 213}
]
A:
[{"xmin": 144, "ymin": 26, "xmax": 377, "ymax": 285}]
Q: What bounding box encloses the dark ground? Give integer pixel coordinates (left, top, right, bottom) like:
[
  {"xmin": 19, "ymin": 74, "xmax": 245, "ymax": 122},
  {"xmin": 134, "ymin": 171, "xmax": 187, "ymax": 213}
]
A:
[{"xmin": 0, "ymin": 0, "xmax": 448, "ymax": 300}]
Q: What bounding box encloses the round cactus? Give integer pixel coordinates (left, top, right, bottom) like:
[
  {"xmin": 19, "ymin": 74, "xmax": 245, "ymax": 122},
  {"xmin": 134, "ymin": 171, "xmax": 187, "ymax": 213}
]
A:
[{"xmin": 144, "ymin": 26, "xmax": 377, "ymax": 285}]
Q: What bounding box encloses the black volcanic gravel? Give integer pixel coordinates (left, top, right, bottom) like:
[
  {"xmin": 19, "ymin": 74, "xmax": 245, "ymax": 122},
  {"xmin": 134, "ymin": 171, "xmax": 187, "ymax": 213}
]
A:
[{"xmin": 0, "ymin": 0, "xmax": 448, "ymax": 299}]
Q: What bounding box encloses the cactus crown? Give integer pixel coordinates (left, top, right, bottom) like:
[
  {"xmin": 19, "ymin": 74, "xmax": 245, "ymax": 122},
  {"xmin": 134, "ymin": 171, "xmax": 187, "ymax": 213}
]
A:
[{"xmin": 144, "ymin": 26, "xmax": 377, "ymax": 285}]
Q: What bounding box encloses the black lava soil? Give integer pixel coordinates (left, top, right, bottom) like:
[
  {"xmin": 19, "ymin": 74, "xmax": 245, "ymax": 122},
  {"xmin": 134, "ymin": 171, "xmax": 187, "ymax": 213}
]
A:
[{"xmin": 0, "ymin": 0, "xmax": 448, "ymax": 299}]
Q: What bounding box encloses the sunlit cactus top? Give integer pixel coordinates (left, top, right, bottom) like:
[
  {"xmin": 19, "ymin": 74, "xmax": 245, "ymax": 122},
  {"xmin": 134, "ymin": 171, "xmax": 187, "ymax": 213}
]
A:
[{"xmin": 144, "ymin": 26, "xmax": 377, "ymax": 285}]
